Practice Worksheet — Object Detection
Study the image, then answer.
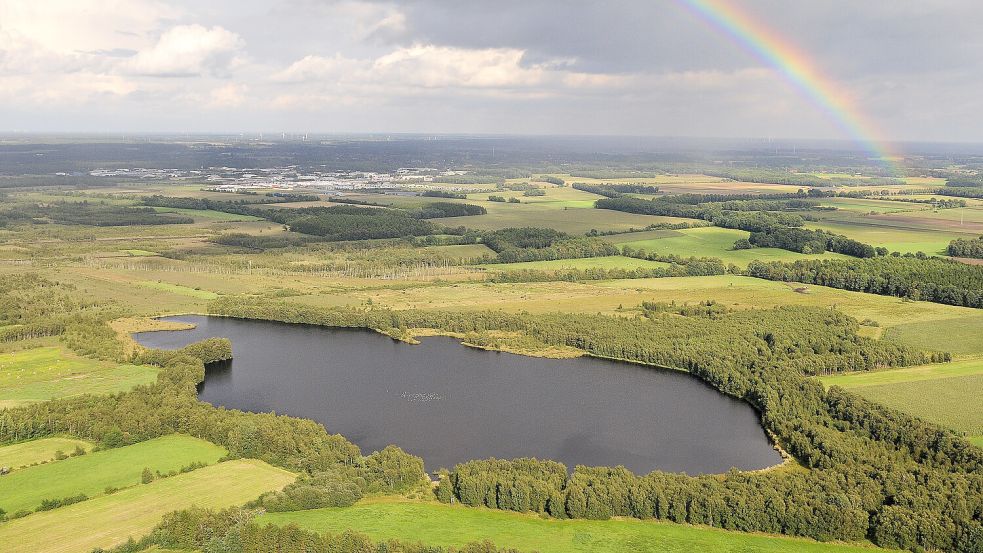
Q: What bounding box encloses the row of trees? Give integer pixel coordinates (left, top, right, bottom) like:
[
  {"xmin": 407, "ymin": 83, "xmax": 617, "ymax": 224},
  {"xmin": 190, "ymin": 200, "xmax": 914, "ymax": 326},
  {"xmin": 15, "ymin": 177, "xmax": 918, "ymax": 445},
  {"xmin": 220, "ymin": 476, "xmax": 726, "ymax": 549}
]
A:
[
  {"xmin": 0, "ymin": 201, "xmax": 194, "ymax": 227},
  {"xmin": 746, "ymin": 256, "xmax": 983, "ymax": 308},
  {"xmin": 748, "ymin": 228, "xmax": 878, "ymax": 257},
  {"xmin": 948, "ymin": 236, "xmax": 983, "ymax": 259},
  {"xmin": 480, "ymin": 227, "xmax": 619, "ymax": 263},
  {"xmin": 414, "ymin": 202, "xmax": 486, "ymax": 218},
  {"xmin": 201, "ymin": 299, "xmax": 978, "ymax": 551},
  {"xmin": 571, "ymin": 182, "xmax": 661, "ymax": 198}
]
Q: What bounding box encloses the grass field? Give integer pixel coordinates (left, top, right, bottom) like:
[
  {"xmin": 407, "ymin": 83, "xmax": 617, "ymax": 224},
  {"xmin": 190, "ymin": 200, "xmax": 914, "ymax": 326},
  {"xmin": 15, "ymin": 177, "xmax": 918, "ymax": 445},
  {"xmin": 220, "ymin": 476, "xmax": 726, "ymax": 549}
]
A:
[
  {"xmin": 882, "ymin": 315, "xmax": 983, "ymax": 356},
  {"xmin": 821, "ymin": 358, "xmax": 983, "ymax": 437},
  {"xmin": 481, "ymin": 255, "xmax": 671, "ymax": 271},
  {"xmin": 262, "ymin": 498, "xmax": 888, "ymax": 553},
  {"xmin": 150, "ymin": 206, "xmax": 263, "ymax": 222},
  {"xmin": 308, "ymin": 275, "xmax": 983, "ymax": 356},
  {"xmin": 0, "ymin": 458, "xmax": 295, "ymax": 553},
  {"xmin": 821, "ymin": 357, "xmax": 983, "ymax": 389},
  {"xmin": 432, "ymin": 204, "xmax": 684, "ymax": 234},
  {"xmin": 835, "ymin": 375, "xmax": 983, "ymax": 437},
  {"xmin": 0, "ymin": 437, "xmax": 94, "ymax": 470},
  {"xmin": 0, "ymin": 434, "xmax": 227, "ymax": 515},
  {"xmin": 602, "ymin": 226, "xmax": 849, "ymax": 266},
  {"xmin": 808, "ymin": 208, "xmax": 982, "ymax": 255},
  {"xmin": 137, "ymin": 280, "xmax": 220, "ymax": 299},
  {"xmin": 0, "ymin": 345, "xmax": 159, "ymax": 408}
]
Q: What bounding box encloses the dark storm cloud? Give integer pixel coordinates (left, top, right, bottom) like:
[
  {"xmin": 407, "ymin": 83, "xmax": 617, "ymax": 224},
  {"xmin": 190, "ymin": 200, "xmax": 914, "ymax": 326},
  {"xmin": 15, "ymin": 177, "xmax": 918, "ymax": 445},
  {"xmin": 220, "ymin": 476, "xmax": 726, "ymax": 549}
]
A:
[{"xmin": 365, "ymin": 0, "xmax": 983, "ymax": 77}]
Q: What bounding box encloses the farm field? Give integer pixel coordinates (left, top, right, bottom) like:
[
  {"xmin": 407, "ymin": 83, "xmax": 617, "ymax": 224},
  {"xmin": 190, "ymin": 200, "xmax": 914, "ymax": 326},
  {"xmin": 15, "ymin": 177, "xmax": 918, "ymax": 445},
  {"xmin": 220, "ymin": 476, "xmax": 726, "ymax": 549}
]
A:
[
  {"xmin": 821, "ymin": 358, "xmax": 983, "ymax": 439},
  {"xmin": 432, "ymin": 204, "xmax": 684, "ymax": 234},
  {"xmin": 0, "ymin": 437, "xmax": 94, "ymax": 470},
  {"xmin": 602, "ymin": 226, "xmax": 850, "ymax": 266},
  {"xmin": 807, "ymin": 203, "xmax": 983, "ymax": 254},
  {"xmin": 882, "ymin": 315, "xmax": 983, "ymax": 356},
  {"xmin": 0, "ymin": 458, "xmax": 294, "ymax": 553},
  {"xmin": 263, "ymin": 498, "xmax": 890, "ymax": 553},
  {"xmin": 0, "ymin": 434, "xmax": 227, "ymax": 515},
  {"xmin": 0, "ymin": 345, "xmax": 159, "ymax": 408}
]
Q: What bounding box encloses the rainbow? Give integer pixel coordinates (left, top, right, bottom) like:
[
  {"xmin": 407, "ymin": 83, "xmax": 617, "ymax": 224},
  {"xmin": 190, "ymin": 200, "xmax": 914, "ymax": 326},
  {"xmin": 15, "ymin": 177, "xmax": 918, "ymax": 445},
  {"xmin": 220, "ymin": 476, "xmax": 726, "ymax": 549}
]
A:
[{"xmin": 676, "ymin": 0, "xmax": 900, "ymax": 167}]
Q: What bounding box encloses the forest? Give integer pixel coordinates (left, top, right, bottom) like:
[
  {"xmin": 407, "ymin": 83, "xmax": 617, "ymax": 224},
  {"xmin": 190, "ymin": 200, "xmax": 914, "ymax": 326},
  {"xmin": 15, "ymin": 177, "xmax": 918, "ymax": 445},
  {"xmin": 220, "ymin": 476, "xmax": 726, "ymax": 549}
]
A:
[
  {"xmin": 746, "ymin": 256, "xmax": 983, "ymax": 308},
  {"xmin": 948, "ymin": 236, "xmax": 983, "ymax": 259}
]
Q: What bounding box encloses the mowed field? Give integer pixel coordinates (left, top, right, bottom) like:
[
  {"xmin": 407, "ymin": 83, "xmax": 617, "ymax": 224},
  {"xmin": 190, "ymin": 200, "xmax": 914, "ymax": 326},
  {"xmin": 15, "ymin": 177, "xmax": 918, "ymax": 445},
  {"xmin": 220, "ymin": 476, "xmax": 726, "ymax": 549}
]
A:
[
  {"xmin": 808, "ymin": 198, "xmax": 983, "ymax": 254},
  {"xmin": 0, "ymin": 437, "xmax": 94, "ymax": 470},
  {"xmin": 0, "ymin": 458, "xmax": 294, "ymax": 553},
  {"xmin": 820, "ymin": 358, "xmax": 983, "ymax": 442},
  {"xmin": 0, "ymin": 434, "xmax": 227, "ymax": 515},
  {"xmin": 0, "ymin": 344, "xmax": 159, "ymax": 408},
  {"xmin": 263, "ymin": 498, "xmax": 890, "ymax": 553}
]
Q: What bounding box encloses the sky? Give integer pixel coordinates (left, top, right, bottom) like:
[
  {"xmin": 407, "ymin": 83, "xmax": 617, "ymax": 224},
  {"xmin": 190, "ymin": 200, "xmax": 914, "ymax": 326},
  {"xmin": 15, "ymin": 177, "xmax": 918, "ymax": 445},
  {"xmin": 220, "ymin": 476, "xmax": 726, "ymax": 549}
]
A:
[{"xmin": 1, "ymin": 0, "xmax": 982, "ymax": 143}]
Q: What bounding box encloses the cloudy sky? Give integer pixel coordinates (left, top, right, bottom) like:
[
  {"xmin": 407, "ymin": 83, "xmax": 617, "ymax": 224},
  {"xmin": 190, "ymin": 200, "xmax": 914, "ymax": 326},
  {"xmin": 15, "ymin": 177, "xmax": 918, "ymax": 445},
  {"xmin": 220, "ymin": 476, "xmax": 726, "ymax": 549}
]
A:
[{"xmin": 2, "ymin": 0, "xmax": 982, "ymax": 142}]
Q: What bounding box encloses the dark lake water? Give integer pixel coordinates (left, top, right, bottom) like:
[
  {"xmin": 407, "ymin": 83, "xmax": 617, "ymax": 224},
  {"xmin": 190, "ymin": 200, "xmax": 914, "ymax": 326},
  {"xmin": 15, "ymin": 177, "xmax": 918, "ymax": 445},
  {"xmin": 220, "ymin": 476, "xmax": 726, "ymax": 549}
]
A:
[{"xmin": 133, "ymin": 315, "xmax": 781, "ymax": 475}]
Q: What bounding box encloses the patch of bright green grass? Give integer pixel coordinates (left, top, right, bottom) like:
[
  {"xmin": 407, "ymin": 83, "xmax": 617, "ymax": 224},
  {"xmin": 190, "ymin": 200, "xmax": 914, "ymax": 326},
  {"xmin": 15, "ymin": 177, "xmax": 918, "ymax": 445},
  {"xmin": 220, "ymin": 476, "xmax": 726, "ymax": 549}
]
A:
[
  {"xmin": 970, "ymin": 436, "xmax": 983, "ymax": 448},
  {"xmin": 0, "ymin": 346, "xmax": 159, "ymax": 408},
  {"xmin": 0, "ymin": 434, "xmax": 228, "ymax": 515},
  {"xmin": 262, "ymin": 499, "xmax": 886, "ymax": 553},
  {"xmin": 0, "ymin": 437, "xmax": 94, "ymax": 470},
  {"xmin": 835, "ymin": 374, "xmax": 983, "ymax": 436},
  {"xmin": 884, "ymin": 315, "xmax": 983, "ymax": 356},
  {"xmin": 820, "ymin": 358, "xmax": 983, "ymax": 389},
  {"xmin": 0, "ymin": 458, "xmax": 294, "ymax": 553},
  {"xmin": 137, "ymin": 280, "xmax": 220, "ymax": 299},
  {"xmin": 608, "ymin": 227, "xmax": 847, "ymax": 266}
]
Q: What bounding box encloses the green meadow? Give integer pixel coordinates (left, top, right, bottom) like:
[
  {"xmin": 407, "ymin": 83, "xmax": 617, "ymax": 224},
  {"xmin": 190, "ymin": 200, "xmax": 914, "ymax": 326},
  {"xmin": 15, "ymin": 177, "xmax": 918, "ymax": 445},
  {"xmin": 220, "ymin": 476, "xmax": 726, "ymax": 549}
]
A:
[
  {"xmin": 263, "ymin": 498, "xmax": 890, "ymax": 553},
  {"xmin": 0, "ymin": 458, "xmax": 294, "ymax": 553},
  {"xmin": 0, "ymin": 434, "xmax": 227, "ymax": 515},
  {"xmin": 603, "ymin": 226, "xmax": 849, "ymax": 266},
  {"xmin": 0, "ymin": 437, "xmax": 94, "ymax": 470},
  {"xmin": 0, "ymin": 345, "xmax": 159, "ymax": 408}
]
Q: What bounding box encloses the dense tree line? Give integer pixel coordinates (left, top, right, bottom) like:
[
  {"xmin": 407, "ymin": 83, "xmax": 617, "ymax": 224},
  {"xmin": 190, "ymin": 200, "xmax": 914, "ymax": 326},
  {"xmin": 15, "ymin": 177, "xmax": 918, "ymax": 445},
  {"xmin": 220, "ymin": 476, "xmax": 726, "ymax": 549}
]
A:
[
  {"xmin": 594, "ymin": 196, "xmax": 807, "ymax": 232},
  {"xmin": 480, "ymin": 227, "xmax": 619, "ymax": 263},
  {"xmin": 414, "ymin": 202, "xmax": 487, "ymax": 218},
  {"xmin": 0, "ymin": 201, "xmax": 194, "ymax": 227},
  {"xmin": 199, "ymin": 299, "xmax": 981, "ymax": 551},
  {"xmin": 748, "ymin": 228, "xmax": 877, "ymax": 257},
  {"xmin": 746, "ymin": 256, "xmax": 983, "ymax": 308},
  {"xmin": 932, "ymin": 187, "xmax": 983, "ymax": 199},
  {"xmin": 422, "ymin": 190, "xmax": 468, "ymax": 199},
  {"xmin": 948, "ymin": 236, "xmax": 983, "ymax": 259},
  {"xmin": 700, "ymin": 169, "xmax": 904, "ymax": 187},
  {"xmin": 274, "ymin": 206, "xmax": 436, "ymax": 241},
  {"xmin": 946, "ymin": 177, "xmax": 983, "ymax": 188},
  {"xmin": 102, "ymin": 506, "xmax": 527, "ymax": 553},
  {"xmin": 571, "ymin": 182, "xmax": 660, "ymax": 198}
]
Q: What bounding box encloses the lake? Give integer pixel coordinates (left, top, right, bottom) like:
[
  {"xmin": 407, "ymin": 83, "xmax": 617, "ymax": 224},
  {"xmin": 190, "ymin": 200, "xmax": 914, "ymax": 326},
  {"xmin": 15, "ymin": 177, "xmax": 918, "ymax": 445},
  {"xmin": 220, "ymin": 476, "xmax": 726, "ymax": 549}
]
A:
[{"xmin": 133, "ymin": 315, "xmax": 782, "ymax": 475}]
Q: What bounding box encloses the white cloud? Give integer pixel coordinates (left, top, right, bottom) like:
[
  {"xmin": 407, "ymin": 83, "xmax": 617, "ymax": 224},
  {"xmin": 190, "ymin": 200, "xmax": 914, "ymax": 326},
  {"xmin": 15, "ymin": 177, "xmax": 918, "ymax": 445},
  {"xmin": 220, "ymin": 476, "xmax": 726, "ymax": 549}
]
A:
[
  {"xmin": 123, "ymin": 25, "xmax": 245, "ymax": 77},
  {"xmin": 208, "ymin": 83, "xmax": 249, "ymax": 108},
  {"xmin": 373, "ymin": 45, "xmax": 544, "ymax": 89}
]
